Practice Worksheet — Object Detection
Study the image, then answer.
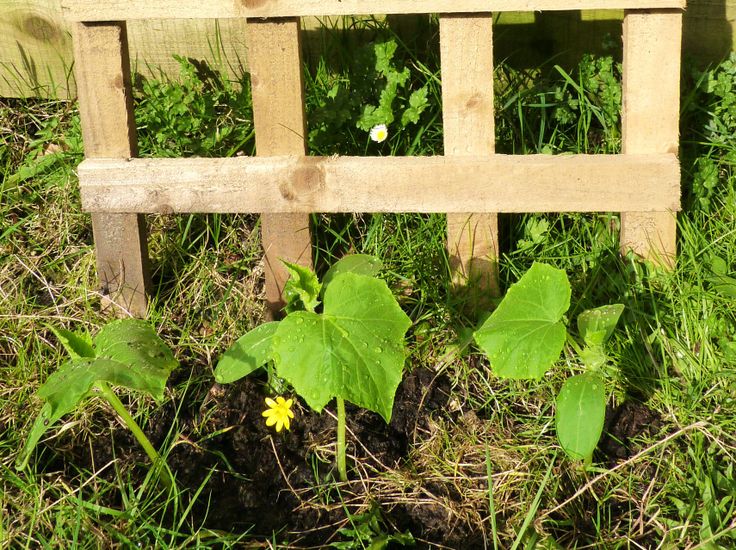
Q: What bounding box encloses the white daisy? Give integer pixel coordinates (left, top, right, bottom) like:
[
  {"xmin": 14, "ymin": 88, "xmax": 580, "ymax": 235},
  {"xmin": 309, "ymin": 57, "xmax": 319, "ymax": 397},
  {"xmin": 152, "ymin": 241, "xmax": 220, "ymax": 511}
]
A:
[{"xmin": 369, "ymin": 124, "xmax": 389, "ymax": 143}]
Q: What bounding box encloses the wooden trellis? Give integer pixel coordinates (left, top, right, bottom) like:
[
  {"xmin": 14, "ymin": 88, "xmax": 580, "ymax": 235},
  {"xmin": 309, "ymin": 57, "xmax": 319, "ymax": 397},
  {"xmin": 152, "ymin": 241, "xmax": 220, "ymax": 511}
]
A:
[{"xmin": 65, "ymin": 0, "xmax": 684, "ymax": 317}]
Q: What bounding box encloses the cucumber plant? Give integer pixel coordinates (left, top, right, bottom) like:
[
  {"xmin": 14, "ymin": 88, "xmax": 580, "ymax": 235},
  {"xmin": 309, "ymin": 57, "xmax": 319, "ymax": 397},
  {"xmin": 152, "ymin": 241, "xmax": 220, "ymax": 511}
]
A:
[
  {"xmin": 473, "ymin": 262, "xmax": 624, "ymax": 463},
  {"xmin": 16, "ymin": 320, "xmax": 178, "ymax": 489},
  {"xmin": 215, "ymin": 254, "xmax": 411, "ymax": 481}
]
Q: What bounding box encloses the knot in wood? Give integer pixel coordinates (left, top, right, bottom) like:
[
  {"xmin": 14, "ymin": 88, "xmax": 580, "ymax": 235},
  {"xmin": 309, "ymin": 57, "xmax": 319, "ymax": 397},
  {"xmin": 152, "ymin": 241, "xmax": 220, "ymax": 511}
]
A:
[
  {"xmin": 280, "ymin": 161, "xmax": 325, "ymax": 201},
  {"xmin": 242, "ymin": 0, "xmax": 268, "ymax": 8},
  {"xmin": 19, "ymin": 15, "xmax": 62, "ymax": 44}
]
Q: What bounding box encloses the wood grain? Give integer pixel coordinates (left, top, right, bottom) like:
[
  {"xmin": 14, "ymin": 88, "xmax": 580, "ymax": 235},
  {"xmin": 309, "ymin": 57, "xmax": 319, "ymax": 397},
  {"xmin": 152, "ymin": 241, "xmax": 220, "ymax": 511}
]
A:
[
  {"xmin": 61, "ymin": 0, "xmax": 686, "ymax": 20},
  {"xmin": 246, "ymin": 18, "xmax": 311, "ymax": 315},
  {"xmin": 6, "ymin": 3, "xmax": 730, "ymax": 100},
  {"xmin": 73, "ymin": 22, "xmax": 150, "ymax": 316},
  {"xmin": 78, "ymin": 154, "xmax": 681, "ymax": 214},
  {"xmin": 440, "ymin": 14, "xmax": 499, "ymax": 299},
  {"xmin": 620, "ymin": 10, "xmax": 682, "ymax": 267}
]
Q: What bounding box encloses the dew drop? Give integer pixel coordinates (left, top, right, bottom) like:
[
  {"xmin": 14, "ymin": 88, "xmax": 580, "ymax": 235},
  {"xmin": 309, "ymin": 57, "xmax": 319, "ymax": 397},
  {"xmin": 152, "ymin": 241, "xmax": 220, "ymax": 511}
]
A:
[
  {"xmin": 295, "ymin": 317, "xmax": 304, "ymax": 325},
  {"xmin": 374, "ymin": 347, "xmax": 383, "ymax": 353}
]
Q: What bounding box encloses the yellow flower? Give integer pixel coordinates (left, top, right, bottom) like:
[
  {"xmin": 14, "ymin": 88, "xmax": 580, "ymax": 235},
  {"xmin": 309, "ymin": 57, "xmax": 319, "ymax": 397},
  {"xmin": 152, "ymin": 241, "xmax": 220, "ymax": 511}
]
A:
[
  {"xmin": 370, "ymin": 124, "xmax": 389, "ymax": 143},
  {"xmin": 262, "ymin": 396, "xmax": 295, "ymax": 432}
]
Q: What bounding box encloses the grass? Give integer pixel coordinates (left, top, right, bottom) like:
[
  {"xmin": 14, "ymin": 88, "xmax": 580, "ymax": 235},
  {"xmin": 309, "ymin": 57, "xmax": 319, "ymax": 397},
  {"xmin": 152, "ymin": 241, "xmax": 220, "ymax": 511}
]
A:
[{"xmin": 2, "ymin": 17, "xmax": 736, "ymax": 548}]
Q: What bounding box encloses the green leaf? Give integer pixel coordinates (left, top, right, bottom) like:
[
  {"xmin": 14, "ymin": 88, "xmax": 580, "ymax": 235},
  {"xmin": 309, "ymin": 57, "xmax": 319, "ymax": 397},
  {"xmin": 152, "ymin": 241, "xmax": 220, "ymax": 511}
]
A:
[
  {"xmin": 282, "ymin": 260, "xmax": 321, "ymax": 313},
  {"xmin": 374, "ymin": 41, "xmax": 398, "ymax": 77},
  {"xmin": 400, "ymin": 86, "xmax": 429, "ymax": 127},
  {"xmin": 273, "ymin": 273, "xmax": 411, "ymax": 422},
  {"xmin": 579, "ymin": 345, "xmax": 608, "ymax": 370},
  {"xmin": 16, "ymin": 320, "xmax": 178, "ymax": 470},
  {"xmin": 47, "ymin": 325, "xmax": 94, "ymax": 359},
  {"xmin": 322, "ymin": 254, "xmax": 383, "ymax": 290},
  {"xmin": 555, "ymin": 373, "xmax": 607, "ymax": 460},
  {"xmin": 709, "ymin": 255, "xmax": 729, "ymax": 276},
  {"xmin": 16, "ymin": 355, "xmax": 174, "ymax": 470},
  {"xmin": 93, "ymin": 319, "xmax": 178, "ymax": 398},
  {"xmin": 214, "ymin": 322, "xmax": 279, "ymax": 383},
  {"xmin": 706, "ymin": 274, "xmax": 736, "ymax": 298},
  {"xmin": 474, "ymin": 263, "xmax": 571, "ymax": 379},
  {"xmin": 577, "ymin": 304, "xmax": 624, "ymax": 347}
]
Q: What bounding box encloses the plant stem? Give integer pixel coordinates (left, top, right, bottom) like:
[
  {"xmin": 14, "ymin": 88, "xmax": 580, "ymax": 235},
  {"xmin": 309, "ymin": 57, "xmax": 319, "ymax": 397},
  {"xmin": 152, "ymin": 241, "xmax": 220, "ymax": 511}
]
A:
[
  {"xmin": 95, "ymin": 382, "xmax": 174, "ymax": 491},
  {"xmin": 566, "ymin": 332, "xmax": 585, "ymax": 357},
  {"xmin": 584, "ymin": 453, "xmax": 593, "ymax": 470},
  {"xmin": 336, "ymin": 397, "xmax": 347, "ymax": 482}
]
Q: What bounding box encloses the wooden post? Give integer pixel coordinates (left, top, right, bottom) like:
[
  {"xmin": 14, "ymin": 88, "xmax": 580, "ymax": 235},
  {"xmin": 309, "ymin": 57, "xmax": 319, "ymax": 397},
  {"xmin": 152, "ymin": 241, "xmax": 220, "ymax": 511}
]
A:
[
  {"xmin": 246, "ymin": 18, "xmax": 312, "ymax": 315},
  {"xmin": 440, "ymin": 14, "xmax": 500, "ymax": 301},
  {"xmin": 72, "ymin": 22, "xmax": 150, "ymax": 316},
  {"xmin": 620, "ymin": 10, "xmax": 682, "ymax": 268}
]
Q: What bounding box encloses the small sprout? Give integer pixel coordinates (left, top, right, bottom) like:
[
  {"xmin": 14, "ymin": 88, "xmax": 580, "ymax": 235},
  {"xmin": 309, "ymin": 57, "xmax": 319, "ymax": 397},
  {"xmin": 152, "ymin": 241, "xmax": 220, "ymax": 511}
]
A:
[
  {"xmin": 369, "ymin": 124, "xmax": 388, "ymax": 143},
  {"xmin": 262, "ymin": 396, "xmax": 295, "ymax": 432}
]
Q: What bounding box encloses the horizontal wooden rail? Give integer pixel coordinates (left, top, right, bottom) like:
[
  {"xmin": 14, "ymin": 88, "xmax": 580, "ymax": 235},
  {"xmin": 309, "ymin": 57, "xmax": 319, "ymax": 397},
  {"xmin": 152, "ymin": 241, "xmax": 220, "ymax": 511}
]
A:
[
  {"xmin": 61, "ymin": 0, "xmax": 685, "ymax": 21},
  {"xmin": 78, "ymin": 154, "xmax": 680, "ymax": 214}
]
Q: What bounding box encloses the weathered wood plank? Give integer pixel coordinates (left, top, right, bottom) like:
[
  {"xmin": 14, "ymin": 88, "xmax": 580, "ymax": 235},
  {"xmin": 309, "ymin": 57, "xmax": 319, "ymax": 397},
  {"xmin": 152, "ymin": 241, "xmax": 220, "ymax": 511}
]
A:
[
  {"xmin": 61, "ymin": 0, "xmax": 686, "ymax": 20},
  {"xmin": 4, "ymin": 4, "xmax": 730, "ymax": 99},
  {"xmin": 440, "ymin": 14, "xmax": 499, "ymax": 299},
  {"xmin": 72, "ymin": 22, "xmax": 150, "ymax": 316},
  {"xmin": 620, "ymin": 10, "xmax": 682, "ymax": 267},
  {"xmin": 0, "ymin": 0, "xmax": 252, "ymax": 98},
  {"xmin": 247, "ymin": 18, "xmax": 312, "ymax": 314},
  {"xmin": 78, "ymin": 154, "xmax": 681, "ymax": 214}
]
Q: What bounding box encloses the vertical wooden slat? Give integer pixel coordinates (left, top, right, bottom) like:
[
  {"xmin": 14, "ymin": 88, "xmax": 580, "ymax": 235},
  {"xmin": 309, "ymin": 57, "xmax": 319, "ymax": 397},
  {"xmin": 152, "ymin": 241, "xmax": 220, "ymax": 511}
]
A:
[
  {"xmin": 246, "ymin": 18, "xmax": 312, "ymax": 315},
  {"xmin": 620, "ymin": 10, "xmax": 682, "ymax": 267},
  {"xmin": 440, "ymin": 14, "xmax": 500, "ymax": 300},
  {"xmin": 72, "ymin": 22, "xmax": 150, "ymax": 316}
]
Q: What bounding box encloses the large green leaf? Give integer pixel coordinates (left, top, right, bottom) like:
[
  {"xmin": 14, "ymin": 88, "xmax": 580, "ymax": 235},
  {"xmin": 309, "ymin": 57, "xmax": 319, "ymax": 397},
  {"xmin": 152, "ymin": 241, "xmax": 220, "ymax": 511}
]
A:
[
  {"xmin": 474, "ymin": 263, "xmax": 571, "ymax": 379},
  {"xmin": 555, "ymin": 373, "xmax": 607, "ymax": 460},
  {"xmin": 577, "ymin": 304, "xmax": 624, "ymax": 347},
  {"xmin": 91, "ymin": 320, "xmax": 177, "ymax": 400},
  {"xmin": 16, "ymin": 356, "xmax": 171, "ymax": 470},
  {"xmin": 322, "ymin": 254, "xmax": 383, "ymax": 290},
  {"xmin": 214, "ymin": 322, "xmax": 279, "ymax": 383},
  {"xmin": 273, "ymin": 272, "xmax": 411, "ymax": 422}
]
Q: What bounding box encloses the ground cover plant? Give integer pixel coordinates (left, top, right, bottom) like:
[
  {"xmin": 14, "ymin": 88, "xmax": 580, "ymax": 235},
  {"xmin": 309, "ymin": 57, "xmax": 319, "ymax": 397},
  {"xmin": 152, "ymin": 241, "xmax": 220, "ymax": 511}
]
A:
[{"xmin": 2, "ymin": 16, "xmax": 736, "ymax": 548}]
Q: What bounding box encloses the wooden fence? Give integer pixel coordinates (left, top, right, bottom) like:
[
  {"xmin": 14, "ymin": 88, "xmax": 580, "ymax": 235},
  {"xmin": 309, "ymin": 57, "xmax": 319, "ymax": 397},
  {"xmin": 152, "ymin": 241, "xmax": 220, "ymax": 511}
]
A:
[
  {"xmin": 1, "ymin": 0, "xmax": 727, "ymax": 98},
  {"xmin": 67, "ymin": 0, "xmax": 682, "ymax": 317}
]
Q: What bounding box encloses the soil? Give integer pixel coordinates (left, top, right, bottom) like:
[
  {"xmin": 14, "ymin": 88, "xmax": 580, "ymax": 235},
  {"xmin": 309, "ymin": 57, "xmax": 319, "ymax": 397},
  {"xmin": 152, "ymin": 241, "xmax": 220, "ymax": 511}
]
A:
[
  {"xmin": 599, "ymin": 399, "xmax": 662, "ymax": 461},
  {"xmin": 45, "ymin": 376, "xmax": 664, "ymax": 547},
  {"xmin": 58, "ymin": 366, "xmax": 489, "ymax": 547}
]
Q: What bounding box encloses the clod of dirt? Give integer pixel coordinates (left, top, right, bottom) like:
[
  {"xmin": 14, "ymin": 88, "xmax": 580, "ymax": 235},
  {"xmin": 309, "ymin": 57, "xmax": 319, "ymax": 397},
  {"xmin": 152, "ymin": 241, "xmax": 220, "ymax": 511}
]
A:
[{"xmin": 600, "ymin": 400, "xmax": 662, "ymax": 460}]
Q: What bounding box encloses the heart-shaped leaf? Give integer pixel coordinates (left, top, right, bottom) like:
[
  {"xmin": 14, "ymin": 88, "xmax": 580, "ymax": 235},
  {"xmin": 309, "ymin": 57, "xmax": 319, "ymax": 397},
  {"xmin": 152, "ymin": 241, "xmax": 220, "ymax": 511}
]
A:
[
  {"xmin": 273, "ymin": 272, "xmax": 411, "ymax": 422},
  {"xmin": 474, "ymin": 263, "xmax": 571, "ymax": 379},
  {"xmin": 555, "ymin": 373, "xmax": 607, "ymax": 460},
  {"xmin": 577, "ymin": 304, "xmax": 624, "ymax": 347},
  {"xmin": 214, "ymin": 322, "xmax": 279, "ymax": 383},
  {"xmin": 322, "ymin": 254, "xmax": 383, "ymax": 290}
]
